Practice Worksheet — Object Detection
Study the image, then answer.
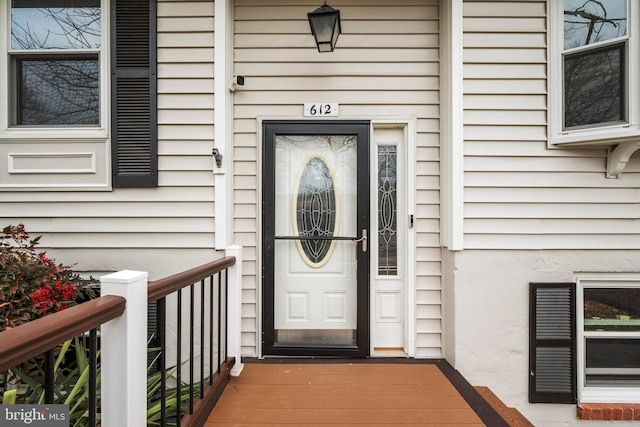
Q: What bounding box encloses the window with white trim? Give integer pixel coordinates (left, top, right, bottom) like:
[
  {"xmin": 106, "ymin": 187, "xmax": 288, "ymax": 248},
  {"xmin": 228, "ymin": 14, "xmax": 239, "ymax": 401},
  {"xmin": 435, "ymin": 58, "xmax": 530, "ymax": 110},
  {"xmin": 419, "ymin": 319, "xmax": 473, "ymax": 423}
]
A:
[
  {"xmin": 0, "ymin": 0, "xmax": 157, "ymax": 189},
  {"xmin": 10, "ymin": 0, "xmax": 101, "ymax": 127},
  {"xmin": 550, "ymin": 0, "xmax": 640, "ymax": 146},
  {"xmin": 577, "ymin": 274, "xmax": 640, "ymax": 403}
]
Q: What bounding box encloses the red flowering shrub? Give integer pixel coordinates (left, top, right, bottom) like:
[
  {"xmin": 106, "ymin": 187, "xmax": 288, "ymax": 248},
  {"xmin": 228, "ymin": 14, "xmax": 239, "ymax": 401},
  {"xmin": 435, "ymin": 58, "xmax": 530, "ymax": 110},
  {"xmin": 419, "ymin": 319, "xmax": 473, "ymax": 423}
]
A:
[{"xmin": 0, "ymin": 224, "xmax": 86, "ymax": 330}]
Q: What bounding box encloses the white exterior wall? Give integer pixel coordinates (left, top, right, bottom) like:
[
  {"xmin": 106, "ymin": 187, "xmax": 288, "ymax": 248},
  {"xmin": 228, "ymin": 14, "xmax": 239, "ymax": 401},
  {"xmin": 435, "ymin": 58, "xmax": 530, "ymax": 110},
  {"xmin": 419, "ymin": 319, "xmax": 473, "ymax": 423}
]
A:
[
  {"xmin": 232, "ymin": 0, "xmax": 443, "ymax": 357},
  {"xmin": 1, "ymin": 0, "xmax": 444, "ymax": 359},
  {"xmin": 449, "ymin": 250, "xmax": 639, "ymax": 427},
  {"xmin": 0, "ymin": 0, "xmax": 220, "ymax": 279},
  {"xmin": 445, "ymin": 1, "xmax": 640, "ymax": 425}
]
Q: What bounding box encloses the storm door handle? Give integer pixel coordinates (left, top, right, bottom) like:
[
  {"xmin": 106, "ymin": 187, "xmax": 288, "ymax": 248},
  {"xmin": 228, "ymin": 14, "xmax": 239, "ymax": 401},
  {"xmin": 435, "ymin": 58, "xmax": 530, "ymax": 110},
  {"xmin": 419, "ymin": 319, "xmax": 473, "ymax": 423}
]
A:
[{"xmin": 352, "ymin": 229, "xmax": 367, "ymax": 252}]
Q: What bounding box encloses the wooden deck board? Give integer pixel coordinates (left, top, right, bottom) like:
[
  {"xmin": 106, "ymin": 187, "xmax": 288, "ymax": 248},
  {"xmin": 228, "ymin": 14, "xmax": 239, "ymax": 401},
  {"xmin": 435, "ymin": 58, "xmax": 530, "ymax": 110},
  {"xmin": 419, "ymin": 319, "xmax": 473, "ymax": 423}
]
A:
[
  {"xmin": 209, "ymin": 424, "xmax": 486, "ymax": 427},
  {"xmin": 215, "ymin": 393, "xmax": 471, "ymax": 409},
  {"xmin": 205, "ymin": 363, "xmax": 489, "ymax": 426}
]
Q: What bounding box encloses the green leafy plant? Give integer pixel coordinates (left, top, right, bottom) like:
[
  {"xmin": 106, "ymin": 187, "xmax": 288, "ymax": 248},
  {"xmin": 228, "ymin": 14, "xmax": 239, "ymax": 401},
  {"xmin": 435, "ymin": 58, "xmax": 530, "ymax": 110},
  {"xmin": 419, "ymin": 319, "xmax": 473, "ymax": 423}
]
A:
[
  {"xmin": 3, "ymin": 338, "xmax": 95, "ymax": 426},
  {"xmin": 2, "ymin": 336, "xmax": 199, "ymax": 426},
  {"xmin": 0, "ymin": 224, "xmax": 92, "ymax": 330},
  {"xmin": 0, "ymin": 224, "xmax": 198, "ymax": 425},
  {"xmin": 2, "ymin": 388, "xmax": 16, "ymax": 404}
]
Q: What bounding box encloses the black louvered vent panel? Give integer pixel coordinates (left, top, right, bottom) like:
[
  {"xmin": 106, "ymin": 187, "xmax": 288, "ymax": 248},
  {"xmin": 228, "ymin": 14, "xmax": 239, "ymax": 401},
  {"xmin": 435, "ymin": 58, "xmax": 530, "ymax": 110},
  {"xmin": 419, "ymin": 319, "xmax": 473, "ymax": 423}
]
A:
[
  {"xmin": 535, "ymin": 347, "xmax": 573, "ymax": 393},
  {"xmin": 115, "ymin": 78, "xmax": 152, "ymax": 175},
  {"xmin": 115, "ymin": 1, "xmax": 150, "ymax": 67},
  {"xmin": 536, "ymin": 288, "xmax": 572, "ymax": 340},
  {"xmin": 529, "ymin": 283, "xmax": 577, "ymax": 404},
  {"xmin": 111, "ymin": 0, "xmax": 157, "ymax": 187}
]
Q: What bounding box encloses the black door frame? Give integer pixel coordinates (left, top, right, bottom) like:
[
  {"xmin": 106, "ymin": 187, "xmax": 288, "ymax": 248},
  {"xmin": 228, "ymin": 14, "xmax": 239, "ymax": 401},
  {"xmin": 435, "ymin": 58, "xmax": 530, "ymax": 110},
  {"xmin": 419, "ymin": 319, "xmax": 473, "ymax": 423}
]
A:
[{"xmin": 262, "ymin": 120, "xmax": 370, "ymax": 357}]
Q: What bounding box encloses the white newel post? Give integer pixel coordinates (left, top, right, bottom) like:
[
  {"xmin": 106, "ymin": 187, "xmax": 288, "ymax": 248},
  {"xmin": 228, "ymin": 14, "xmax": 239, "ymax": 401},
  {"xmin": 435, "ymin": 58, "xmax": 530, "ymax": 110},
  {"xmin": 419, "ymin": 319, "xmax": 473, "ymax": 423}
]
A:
[
  {"xmin": 100, "ymin": 270, "xmax": 148, "ymax": 427},
  {"xmin": 226, "ymin": 245, "xmax": 244, "ymax": 376}
]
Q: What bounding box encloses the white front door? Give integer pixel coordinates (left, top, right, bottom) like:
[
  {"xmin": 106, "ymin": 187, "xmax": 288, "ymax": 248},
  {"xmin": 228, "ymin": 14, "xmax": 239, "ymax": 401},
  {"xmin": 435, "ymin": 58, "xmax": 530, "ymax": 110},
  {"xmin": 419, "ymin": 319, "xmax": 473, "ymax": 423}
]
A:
[{"xmin": 262, "ymin": 121, "xmax": 370, "ymax": 357}]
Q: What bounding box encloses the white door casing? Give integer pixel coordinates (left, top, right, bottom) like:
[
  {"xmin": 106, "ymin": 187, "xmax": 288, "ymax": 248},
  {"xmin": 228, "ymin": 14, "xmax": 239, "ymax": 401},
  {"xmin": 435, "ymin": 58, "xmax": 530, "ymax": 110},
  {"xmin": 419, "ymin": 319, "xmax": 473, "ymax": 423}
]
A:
[{"xmin": 261, "ymin": 119, "xmax": 414, "ymax": 357}]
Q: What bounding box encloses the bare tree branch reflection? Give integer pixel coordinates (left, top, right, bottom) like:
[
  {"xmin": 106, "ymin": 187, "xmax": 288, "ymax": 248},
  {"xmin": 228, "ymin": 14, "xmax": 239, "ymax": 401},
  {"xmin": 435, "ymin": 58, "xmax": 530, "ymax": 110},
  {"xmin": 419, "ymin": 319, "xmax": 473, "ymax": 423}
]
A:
[
  {"xmin": 563, "ymin": 0, "xmax": 626, "ymax": 128},
  {"xmin": 11, "ymin": 2, "xmax": 100, "ymax": 125}
]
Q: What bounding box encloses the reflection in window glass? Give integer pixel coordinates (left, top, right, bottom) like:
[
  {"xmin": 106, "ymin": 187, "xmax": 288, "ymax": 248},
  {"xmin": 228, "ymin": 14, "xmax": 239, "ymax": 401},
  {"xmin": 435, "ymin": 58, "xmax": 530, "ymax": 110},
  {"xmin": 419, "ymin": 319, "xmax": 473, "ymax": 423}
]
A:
[
  {"xmin": 11, "ymin": 0, "xmax": 101, "ymax": 50},
  {"xmin": 17, "ymin": 57, "xmax": 99, "ymax": 125},
  {"xmin": 378, "ymin": 146, "xmax": 397, "ymax": 276},
  {"xmin": 585, "ymin": 339, "xmax": 640, "ymax": 386},
  {"xmin": 9, "ymin": 0, "xmax": 101, "ymax": 126},
  {"xmin": 583, "ymin": 287, "xmax": 640, "ymax": 387},
  {"xmin": 584, "ymin": 288, "xmax": 640, "ymax": 332},
  {"xmin": 564, "ymin": 0, "xmax": 626, "ymax": 50},
  {"xmin": 564, "ymin": 45, "xmax": 623, "ymax": 129}
]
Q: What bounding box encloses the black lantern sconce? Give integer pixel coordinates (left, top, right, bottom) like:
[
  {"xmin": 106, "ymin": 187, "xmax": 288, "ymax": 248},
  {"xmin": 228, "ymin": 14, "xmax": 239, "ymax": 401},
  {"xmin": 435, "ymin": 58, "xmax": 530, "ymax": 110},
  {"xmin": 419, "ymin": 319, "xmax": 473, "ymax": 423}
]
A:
[{"xmin": 307, "ymin": 3, "xmax": 341, "ymax": 52}]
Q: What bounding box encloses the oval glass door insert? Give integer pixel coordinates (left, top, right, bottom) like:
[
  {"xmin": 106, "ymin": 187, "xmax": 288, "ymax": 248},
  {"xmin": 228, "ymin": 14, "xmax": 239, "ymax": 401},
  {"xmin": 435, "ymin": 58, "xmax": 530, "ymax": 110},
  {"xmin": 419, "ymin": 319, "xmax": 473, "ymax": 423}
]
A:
[{"xmin": 295, "ymin": 157, "xmax": 337, "ymax": 266}]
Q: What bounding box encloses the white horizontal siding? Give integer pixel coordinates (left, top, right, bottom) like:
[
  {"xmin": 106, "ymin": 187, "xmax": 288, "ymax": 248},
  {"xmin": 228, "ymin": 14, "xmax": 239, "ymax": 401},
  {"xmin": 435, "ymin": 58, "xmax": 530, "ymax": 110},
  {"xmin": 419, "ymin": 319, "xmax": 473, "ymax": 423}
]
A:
[
  {"xmin": 0, "ymin": 0, "xmax": 219, "ymax": 282},
  {"xmin": 463, "ymin": 0, "xmax": 640, "ymax": 250},
  {"xmin": 233, "ymin": 0, "xmax": 442, "ymax": 357}
]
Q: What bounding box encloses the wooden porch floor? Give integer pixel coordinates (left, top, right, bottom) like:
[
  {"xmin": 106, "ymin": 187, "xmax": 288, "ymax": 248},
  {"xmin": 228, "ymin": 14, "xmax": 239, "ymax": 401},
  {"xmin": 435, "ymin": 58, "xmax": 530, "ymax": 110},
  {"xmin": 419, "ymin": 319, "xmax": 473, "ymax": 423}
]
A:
[{"xmin": 205, "ymin": 360, "xmax": 511, "ymax": 426}]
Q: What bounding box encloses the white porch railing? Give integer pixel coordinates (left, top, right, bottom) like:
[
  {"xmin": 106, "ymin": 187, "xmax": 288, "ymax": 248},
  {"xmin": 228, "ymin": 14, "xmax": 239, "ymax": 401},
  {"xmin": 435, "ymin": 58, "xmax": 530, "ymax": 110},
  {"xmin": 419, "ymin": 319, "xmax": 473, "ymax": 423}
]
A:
[{"xmin": 100, "ymin": 245, "xmax": 243, "ymax": 427}]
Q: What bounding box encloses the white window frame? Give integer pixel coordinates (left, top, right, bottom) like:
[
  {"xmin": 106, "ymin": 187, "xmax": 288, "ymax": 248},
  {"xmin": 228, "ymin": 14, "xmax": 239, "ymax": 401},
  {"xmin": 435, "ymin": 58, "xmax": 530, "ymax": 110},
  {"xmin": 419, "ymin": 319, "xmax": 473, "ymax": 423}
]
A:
[
  {"xmin": 549, "ymin": 1, "xmax": 640, "ymax": 147},
  {"xmin": 576, "ymin": 273, "xmax": 640, "ymax": 403},
  {"xmin": 0, "ymin": 0, "xmax": 111, "ymax": 190}
]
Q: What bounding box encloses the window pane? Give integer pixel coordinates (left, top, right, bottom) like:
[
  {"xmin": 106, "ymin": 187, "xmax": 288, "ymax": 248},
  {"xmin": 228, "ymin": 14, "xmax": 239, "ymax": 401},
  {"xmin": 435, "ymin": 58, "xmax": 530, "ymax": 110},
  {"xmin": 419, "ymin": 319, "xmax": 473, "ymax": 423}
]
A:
[
  {"xmin": 378, "ymin": 146, "xmax": 397, "ymax": 276},
  {"xmin": 16, "ymin": 57, "xmax": 99, "ymax": 125},
  {"xmin": 584, "ymin": 287, "xmax": 640, "ymax": 332},
  {"xmin": 12, "ymin": 0, "xmax": 101, "ymax": 50},
  {"xmin": 564, "ymin": 0, "xmax": 626, "ymax": 50},
  {"xmin": 564, "ymin": 45, "xmax": 624, "ymax": 129},
  {"xmin": 586, "ymin": 339, "xmax": 640, "ymax": 386}
]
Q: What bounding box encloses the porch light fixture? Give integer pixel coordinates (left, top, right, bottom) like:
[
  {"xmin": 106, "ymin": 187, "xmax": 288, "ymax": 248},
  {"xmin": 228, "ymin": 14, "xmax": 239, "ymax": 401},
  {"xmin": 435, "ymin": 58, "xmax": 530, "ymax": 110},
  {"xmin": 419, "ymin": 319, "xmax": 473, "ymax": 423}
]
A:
[{"xmin": 307, "ymin": 3, "xmax": 341, "ymax": 52}]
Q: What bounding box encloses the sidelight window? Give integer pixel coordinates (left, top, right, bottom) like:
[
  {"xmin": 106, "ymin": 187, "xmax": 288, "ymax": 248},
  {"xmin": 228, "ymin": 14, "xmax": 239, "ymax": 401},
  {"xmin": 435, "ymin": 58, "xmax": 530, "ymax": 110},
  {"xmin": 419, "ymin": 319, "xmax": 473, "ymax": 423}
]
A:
[{"xmin": 377, "ymin": 145, "xmax": 397, "ymax": 276}]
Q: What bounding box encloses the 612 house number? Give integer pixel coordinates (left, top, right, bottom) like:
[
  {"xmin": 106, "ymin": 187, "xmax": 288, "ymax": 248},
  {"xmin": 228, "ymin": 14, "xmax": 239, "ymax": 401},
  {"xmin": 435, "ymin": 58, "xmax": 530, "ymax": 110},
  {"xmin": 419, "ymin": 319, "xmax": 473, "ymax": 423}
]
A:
[{"xmin": 304, "ymin": 103, "xmax": 339, "ymax": 117}]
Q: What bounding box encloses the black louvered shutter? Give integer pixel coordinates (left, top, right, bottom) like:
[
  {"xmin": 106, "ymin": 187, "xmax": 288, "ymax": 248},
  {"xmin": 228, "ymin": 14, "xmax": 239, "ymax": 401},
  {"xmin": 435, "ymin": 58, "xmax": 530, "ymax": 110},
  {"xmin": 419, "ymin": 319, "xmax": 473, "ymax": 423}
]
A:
[
  {"xmin": 529, "ymin": 282, "xmax": 577, "ymax": 403},
  {"xmin": 111, "ymin": 0, "xmax": 157, "ymax": 187}
]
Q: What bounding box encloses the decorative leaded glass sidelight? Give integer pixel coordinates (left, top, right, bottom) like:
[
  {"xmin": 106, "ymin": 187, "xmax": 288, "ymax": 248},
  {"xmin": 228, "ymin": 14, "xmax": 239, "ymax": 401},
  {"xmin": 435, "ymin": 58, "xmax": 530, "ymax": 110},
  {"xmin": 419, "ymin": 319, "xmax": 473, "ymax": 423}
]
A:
[
  {"xmin": 296, "ymin": 157, "xmax": 337, "ymax": 265},
  {"xmin": 378, "ymin": 146, "xmax": 397, "ymax": 275}
]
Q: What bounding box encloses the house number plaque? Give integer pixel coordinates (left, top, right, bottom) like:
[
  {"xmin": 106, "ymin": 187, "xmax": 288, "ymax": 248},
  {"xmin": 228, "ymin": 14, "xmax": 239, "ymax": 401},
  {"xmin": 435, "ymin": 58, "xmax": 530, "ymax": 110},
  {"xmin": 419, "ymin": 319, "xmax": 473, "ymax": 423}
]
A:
[{"xmin": 304, "ymin": 103, "xmax": 339, "ymax": 117}]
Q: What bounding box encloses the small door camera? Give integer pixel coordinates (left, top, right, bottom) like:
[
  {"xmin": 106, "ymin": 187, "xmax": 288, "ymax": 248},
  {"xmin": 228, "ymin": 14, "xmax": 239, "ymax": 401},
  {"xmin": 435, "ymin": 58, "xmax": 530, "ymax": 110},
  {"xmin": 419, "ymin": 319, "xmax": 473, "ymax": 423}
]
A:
[{"xmin": 229, "ymin": 75, "xmax": 245, "ymax": 92}]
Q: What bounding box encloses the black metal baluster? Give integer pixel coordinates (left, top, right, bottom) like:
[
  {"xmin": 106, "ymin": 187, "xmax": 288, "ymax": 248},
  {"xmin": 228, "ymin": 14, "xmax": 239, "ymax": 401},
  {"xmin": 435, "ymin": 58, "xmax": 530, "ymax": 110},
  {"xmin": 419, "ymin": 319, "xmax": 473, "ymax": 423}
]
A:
[
  {"xmin": 44, "ymin": 348, "xmax": 55, "ymax": 404},
  {"xmin": 176, "ymin": 290, "xmax": 182, "ymax": 427},
  {"xmin": 200, "ymin": 279, "xmax": 205, "ymax": 399},
  {"xmin": 224, "ymin": 269, "xmax": 229, "ymax": 361},
  {"xmin": 158, "ymin": 298, "xmax": 167, "ymax": 427},
  {"xmin": 217, "ymin": 271, "xmax": 222, "ymax": 374},
  {"xmin": 209, "ymin": 274, "xmax": 214, "ymax": 385},
  {"xmin": 189, "ymin": 284, "xmax": 194, "ymax": 414}
]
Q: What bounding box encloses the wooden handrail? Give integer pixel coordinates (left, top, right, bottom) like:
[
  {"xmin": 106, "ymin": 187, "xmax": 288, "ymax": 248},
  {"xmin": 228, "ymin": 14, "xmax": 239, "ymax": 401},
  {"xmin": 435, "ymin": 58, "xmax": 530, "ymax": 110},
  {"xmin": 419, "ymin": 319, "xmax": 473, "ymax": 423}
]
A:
[
  {"xmin": 147, "ymin": 256, "xmax": 235, "ymax": 303},
  {"xmin": 0, "ymin": 295, "xmax": 126, "ymax": 373}
]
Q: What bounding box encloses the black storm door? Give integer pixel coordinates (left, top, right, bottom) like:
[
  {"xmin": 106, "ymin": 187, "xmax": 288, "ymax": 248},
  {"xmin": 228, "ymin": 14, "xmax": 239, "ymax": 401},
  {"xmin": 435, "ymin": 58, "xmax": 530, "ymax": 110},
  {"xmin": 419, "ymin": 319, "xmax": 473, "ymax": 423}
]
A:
[{"xmin": 263, "ymin": 120, "xmax": 370, "ymax": 356}]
